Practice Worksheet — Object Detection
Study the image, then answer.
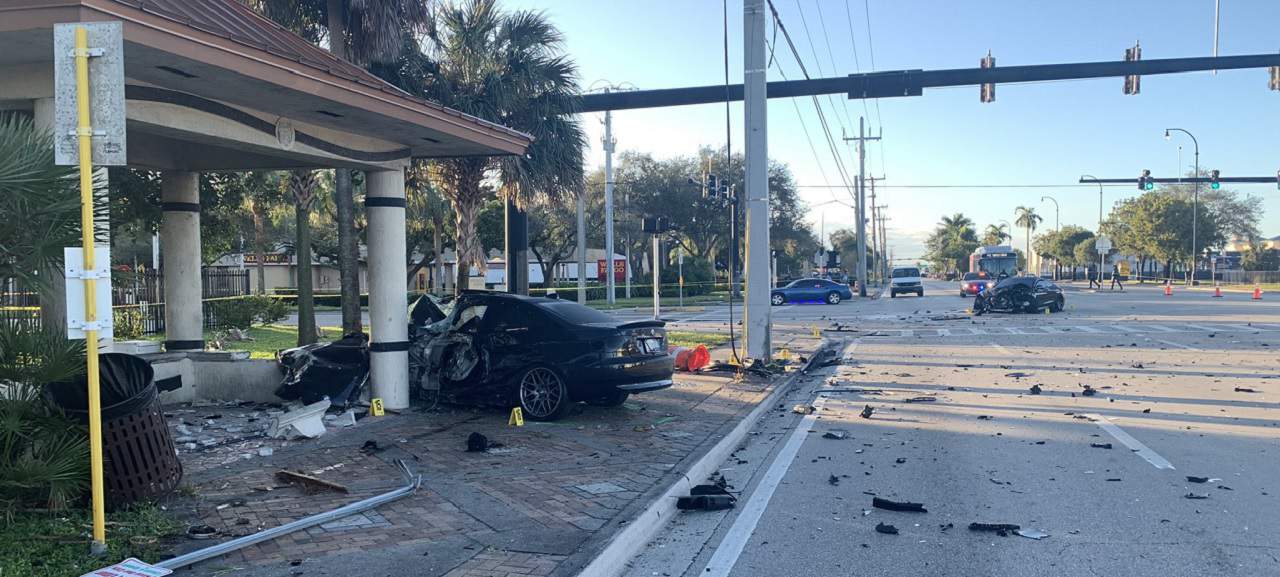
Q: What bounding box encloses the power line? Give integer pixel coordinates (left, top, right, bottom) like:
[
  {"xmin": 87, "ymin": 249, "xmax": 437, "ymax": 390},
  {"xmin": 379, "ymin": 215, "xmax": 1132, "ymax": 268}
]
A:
[
  {"xmin": 795, "ymin": 0, "xmax": 854, "ymax": 132},
  {"xmin": 862, "ymin": 0, "xmax": 886, "ymax": 175}
]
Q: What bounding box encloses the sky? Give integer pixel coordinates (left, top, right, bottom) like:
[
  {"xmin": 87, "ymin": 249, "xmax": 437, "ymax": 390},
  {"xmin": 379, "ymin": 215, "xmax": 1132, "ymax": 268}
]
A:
[{"xmin": 504, "ymin": 0, "xmax": 1280, "ymax": 263}]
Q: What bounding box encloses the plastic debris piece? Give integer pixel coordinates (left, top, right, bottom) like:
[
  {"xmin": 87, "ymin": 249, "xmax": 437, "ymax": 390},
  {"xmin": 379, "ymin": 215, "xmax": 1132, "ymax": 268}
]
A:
[
  {"xmin": 676, "ymin": 494, "xmax": 736, "ymax": 510},
  {"xmin": 872, "ymin": 497, "xmax": 927, "ymax": 513},
  {"xmin": 1090, "ymin": 443, "xmax": 1113, "ymax": 449},
  {"xmin": 1186, "ymin": 476, "xmax": 1210, "ymax": 483},
  {"xmin": 860, "ymin": 405, "xmax": 875, "ymax": 419},
  {"xmin": 1005, "ymin": 372, "xmax": 1033, "ymax": 378},
  {"xmin": 266, "ymin": 399, "xmax": 331, "ymax": 439},
  {"xmin": 875, "ymin": 522, "xmax": 899, "ymax": 535},
  {"xmin": 968, "ymin": 523, "xmax": 1020, "ymax": 536},
  {"xmin": 1081, "ymin": 386, "xmax": 1098, "ymax": 397},
  {"xmin": 1185, "ymin": 492, "xmax": 1209, "ymax": 499},
  {"xmin": 828, "ymin": 474, "xmax": 841, "ymax": 486},
  {"xmin": 1015, "ymin": 528, "xmax": 1049, "ymax": 540},
  {"xmin": 792, "ymin": 404, "xmax": 816, "ymax": 415},
  {"xmin": 977, "ymin": 415, "xmax": 994, "ymax": 420},
  {"xmin": 1234, "ymin": 387, "xmax": 1258, "ymax": 393},
  {"xmin": 822, "ymin": 430, "xmax": 848, "ymax": 440},
  {"xmin": 904, "ymin": 396, "xmax": 937, "ymax": 403},
  {"xmin": 1029, "ymin": 384, "xmax": 1042, "ymax": 395}
]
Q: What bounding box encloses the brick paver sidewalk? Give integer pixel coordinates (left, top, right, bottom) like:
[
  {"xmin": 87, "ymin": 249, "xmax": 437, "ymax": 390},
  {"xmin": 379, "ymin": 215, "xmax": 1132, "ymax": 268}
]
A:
[{"xmin": 161, "ymin": 338, "xmax": 819, "ymax": 577}]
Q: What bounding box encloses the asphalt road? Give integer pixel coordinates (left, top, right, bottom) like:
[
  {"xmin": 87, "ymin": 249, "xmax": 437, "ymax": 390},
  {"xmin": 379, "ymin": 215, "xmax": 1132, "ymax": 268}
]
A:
[{"xmin": 623, "ymin": 280, "xmax": 1280, "ymax": 577}]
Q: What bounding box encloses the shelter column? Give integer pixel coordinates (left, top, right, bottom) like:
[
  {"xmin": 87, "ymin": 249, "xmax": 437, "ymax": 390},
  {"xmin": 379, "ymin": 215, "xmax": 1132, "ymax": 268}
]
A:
[
  {"xmin": 161, "ymin": 171, "xmax": 203, "ymax": 351},
  {"xmin": 366, "ymin": 167, "xmax": 410, "ymax": 409}
]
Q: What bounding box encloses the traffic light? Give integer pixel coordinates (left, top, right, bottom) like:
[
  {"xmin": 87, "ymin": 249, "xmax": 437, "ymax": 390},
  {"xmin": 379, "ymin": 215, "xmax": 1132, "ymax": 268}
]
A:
[
  {"xmin": 980, "ymin": 50, "xmax": 995, "ymax": 103},
  {"xmin": 1270, "ymin": 66, "xmax": 1280, "ymax": 91},
  {"xmin": 1123, "ymin": 41, "xmax": 1142, "ymax": 95},
  {"xmin": 1210, "ymin": 169, "xmax": 1220, "ymax": 190},
  {"xmin": 707, "ymin": 174, "xmax": 719, "ymax": 196},
  {"xmin": 1138, "ymin": 169, "xmax": 1152, "ymax": 190}
]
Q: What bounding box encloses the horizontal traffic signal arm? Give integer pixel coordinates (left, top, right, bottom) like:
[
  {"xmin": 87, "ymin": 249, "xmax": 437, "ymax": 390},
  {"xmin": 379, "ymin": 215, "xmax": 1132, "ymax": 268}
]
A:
[
  {"xmin": 580, "ymin": 53, "xmax": 1280, "ymax": 112},
  {"xmin": 1080, "ymin": 177, "xmax": 1278, "ymax": 184}
]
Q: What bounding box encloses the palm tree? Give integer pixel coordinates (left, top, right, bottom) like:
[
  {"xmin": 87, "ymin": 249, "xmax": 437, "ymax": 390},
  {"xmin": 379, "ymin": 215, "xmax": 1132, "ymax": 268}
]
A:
[
  {"xmin": 416, "ymin": 0, "xmax": 586, "ymax": 294},
  {"xmin": 1014, "ymin": 206, "xmax": 1043, "ymax": 273},
  {"xmin": 255, "ymin": 0, "xmax": 430, "ymax": 333},
  {"xmin": 289, "ymin": 170, "xmax": 320, "ymax": 346},
  {"xmin": 981, "ymin": 223, "xmax": 1010, "ymax": 247}
]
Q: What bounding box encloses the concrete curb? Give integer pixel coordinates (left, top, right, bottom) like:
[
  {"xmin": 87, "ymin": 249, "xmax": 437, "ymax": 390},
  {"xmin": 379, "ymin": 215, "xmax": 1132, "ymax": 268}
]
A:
[{"xmin": 573, "ymin": 341, "xmax": 835, "ymax": 577}]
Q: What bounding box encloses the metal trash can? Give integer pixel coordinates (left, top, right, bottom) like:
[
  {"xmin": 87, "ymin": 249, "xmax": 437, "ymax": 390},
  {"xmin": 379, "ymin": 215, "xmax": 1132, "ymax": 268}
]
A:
[{"xmin": 45, "ymin": 353, "xmax": 183, "ymax": 507}]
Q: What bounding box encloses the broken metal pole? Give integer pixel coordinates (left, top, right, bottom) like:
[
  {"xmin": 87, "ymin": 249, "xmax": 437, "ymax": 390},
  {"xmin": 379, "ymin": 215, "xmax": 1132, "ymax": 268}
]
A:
[{"xmin": 155, "ymin": 460, "xmax": 421, "ymax": 571}]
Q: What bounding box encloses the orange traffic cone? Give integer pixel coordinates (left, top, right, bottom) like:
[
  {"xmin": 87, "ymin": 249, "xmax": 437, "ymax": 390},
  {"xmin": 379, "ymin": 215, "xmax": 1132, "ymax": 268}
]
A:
[
  {"xmin": 1164, "ymin": 282, "xmax": 1173, "ymax": 297},
  {"xmin": 1213, "ymin": 286, "xmax": 1223, "ymax": 298},
  {"xmin": 1253, "ymin": 286, "xmax": 1263, "ymax": 300}
]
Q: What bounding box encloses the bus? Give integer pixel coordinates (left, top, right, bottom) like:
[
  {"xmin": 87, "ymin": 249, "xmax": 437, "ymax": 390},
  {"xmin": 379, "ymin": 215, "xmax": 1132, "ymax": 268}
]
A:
[{"xmin": 970, "ymin": 245, "xmax": 1019, "ymax": 279}]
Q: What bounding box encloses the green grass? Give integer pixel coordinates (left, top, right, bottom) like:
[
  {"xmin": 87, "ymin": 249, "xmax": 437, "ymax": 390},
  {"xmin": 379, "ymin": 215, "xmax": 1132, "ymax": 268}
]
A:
[
  {"xmin": 144, "ymin": 325, "xmax": 343, "ymax": 359},
  {"xmin": 584, "ymin": 292, "xmax": 728, "ymax": 310},
  {"xmin": 667, "ymin": 330, "xmax": 730, "ymax": 349},
  {"xmin": 0, "ymin": 503, "xmax": 180, "ymax": 577}
]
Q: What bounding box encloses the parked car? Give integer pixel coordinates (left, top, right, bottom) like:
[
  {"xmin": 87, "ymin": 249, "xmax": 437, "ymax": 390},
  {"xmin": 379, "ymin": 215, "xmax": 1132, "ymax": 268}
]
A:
[
  {"xmin": 771, "ymin": 278, "xmax": 854, "ymax": 305},
  {"xmin": 889, "ymin": 266, "xmax": 924, "ymax": 298},
  {"xmin": 277, "ymin": 292, "xmax": 674, "ymax": 421},
  {"xmin": 959, "ymin": 272, "xmax": 994, "ymax": 296},
  {"xmin": 972, "ymin": 276, "xmax": 1064, "ymax": 315}
]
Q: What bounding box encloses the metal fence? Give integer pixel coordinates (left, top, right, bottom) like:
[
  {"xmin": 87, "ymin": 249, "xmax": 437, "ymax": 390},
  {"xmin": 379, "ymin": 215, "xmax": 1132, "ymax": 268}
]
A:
[
  {"xmin": 111, "ymin": 267, "xmax": 251, "ymax": 335},
  {"xmin": 1218, "ymin": 270, "xmax": 1280, "ymax": 286}
]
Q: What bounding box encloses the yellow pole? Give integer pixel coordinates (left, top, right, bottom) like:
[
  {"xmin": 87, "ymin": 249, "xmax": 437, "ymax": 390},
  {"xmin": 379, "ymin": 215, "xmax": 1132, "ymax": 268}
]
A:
[{"xmin": 75, "ymin": 26, "xmax": 107, "ymax": 553}]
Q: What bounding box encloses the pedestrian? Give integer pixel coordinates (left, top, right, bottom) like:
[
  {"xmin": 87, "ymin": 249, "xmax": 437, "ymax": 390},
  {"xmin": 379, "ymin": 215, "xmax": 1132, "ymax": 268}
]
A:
[
  {"xmin": 1110, "ymin": 263, "xmax": 1124, "ymax": 291},
  {"xmin": 1087, "ymin": 263, "xmax": 1101, "ymax": 290}
]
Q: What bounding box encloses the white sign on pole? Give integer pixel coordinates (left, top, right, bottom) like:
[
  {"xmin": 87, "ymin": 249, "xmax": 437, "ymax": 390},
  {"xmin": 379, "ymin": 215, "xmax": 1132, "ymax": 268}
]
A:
[
  {"xmin": 1095, "ymin": 235, "xmax": 1113, "ymax": 254},
  {"xmin": 53, "ymin": 21, "xmax": 126, "ymax": 166},
  {"xmin": 80, "ymin": 558, "xmax": 172, "ymax": 577},
  {"xmin": 64, "ymin": 247, "xmax": 114, "ymax": 341}
]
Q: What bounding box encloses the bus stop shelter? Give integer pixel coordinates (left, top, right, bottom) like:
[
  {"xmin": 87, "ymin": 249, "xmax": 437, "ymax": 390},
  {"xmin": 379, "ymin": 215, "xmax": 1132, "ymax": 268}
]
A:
[{"xmin": 0, "ymin": 0, "xmax": 532, "ymax": 408}]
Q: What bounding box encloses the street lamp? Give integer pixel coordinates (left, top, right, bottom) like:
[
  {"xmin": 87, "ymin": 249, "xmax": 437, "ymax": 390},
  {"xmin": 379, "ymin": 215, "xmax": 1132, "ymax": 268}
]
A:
[
  {"xmin": 1040, "ymin": 195, "xmax": 1059, "ymax": 277},
  {"xmin": 1164, "ymin": 127, "xmax": 1199, "ymax": 284},
  {"xmin": 1081, "ymin": 175, "xmax": 1104, "ymax": 284}
]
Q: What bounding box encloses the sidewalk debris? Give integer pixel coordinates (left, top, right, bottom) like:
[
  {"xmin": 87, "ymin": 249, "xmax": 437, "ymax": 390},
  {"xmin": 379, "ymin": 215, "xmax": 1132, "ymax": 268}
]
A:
[
  {"xmin": 1185, "ymin": 476, "xmax": 1221, "ymax": 484},
  {"xmin": 323, "ymin": 409, "xmax": 357, "ymax": 428},
  {"xmin": 275, "ymin": 470, "xmax": 349, "ymax": 494},
  {"xmin": 860, "ymin": 405, "xmax": 875, "ymax": 419},
  {"xmin": 822, "ymin": 430, "xmax": 848, "ymax": 440},
  {"xmin": 677, "ymin": 495, "xmax": 735, "ymax": 510},
  {"xmin": 360, "ymin": 440, "xmax": 384, "ymax": 455},
  {"xmin": 1090, "ymin": 443, "xmax": 1113, "ymax": 449},
  {"xmin": 186, "ymin": 524, "xmax": 219, "ymax": 540},
  {"xmin": 1185, "ymin": 492, "xmax": 1209, "ymax": 500},
  {"xmin": 466, "ymin": 432, "xmax": 489, "ymax": 452},
  {"xmin": 1015, "ymin": 528, "xmax": 1050, "ymax": 540},
  {"xmin": 874, "ymin": 522, "xmax": 899, "ymax": 535},
  {"xmin": 968, "ymin": 522, "xmax": 1020, "ymax": 536},
  {"xmin": 266, "ymin": 399, "xmax": 331, "ymax": 439},
  {"xmin": 792, "ymin": 404, "xmax": 816, "ymax": 415},
  {"xmin": 872, "ymin": 497, "xmax": 927, "ymax": 513}
]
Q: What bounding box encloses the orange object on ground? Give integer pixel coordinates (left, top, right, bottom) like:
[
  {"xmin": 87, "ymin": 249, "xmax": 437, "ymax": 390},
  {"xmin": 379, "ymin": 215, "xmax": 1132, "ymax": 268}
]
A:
[
  {"xmin": 668, "ymin": 344, "xmax": 711, "ymax": 371},
  {"xmin": 1164, "ymin": 282, "xmax": 1173, "ymax": 296},
  {"xmin": 1213, "ymin": 286, "xmax": 1223, "ymax": 298},
  {"xmin": 1254, "ymin": 286, "xmax": 1263, "ymax": 300}
]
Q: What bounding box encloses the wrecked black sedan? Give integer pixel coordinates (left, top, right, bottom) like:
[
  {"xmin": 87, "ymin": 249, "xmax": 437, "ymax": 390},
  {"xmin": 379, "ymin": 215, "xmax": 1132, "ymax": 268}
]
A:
[
  {"xmin": 972, "ymin": 276, "xmax": 1064, "ymax": 315},
  {"xmin": 278, "ymin": 291, "xmax": 674, "ymax": 421}
]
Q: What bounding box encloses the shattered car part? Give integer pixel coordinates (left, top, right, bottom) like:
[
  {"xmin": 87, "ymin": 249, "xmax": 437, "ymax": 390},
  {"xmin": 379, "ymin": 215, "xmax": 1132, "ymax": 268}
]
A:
[
  {"xmin": 968, "ymin": 522, "xmax": 1021, "ymax": 535},
  {"xmin": 1015, "ymin": 528, "xmax": 1050, "ymax": 540},
  {"xmin": 874, "ymin": 522, "xmax": 899, "ymax": 535},
  {"xmin": 156, "ymin": 460, "xmax": 421, "ymax": 571},
  {"xmin": 275, "ymin": 333, "xmax": 370, "ymax": 408},
  {"xmin": 872, "ymin": 497, "xmax": 928, "ymax": 513},
  {"xmin": 972, "ymin": 276, "xmax": 1064, "ymax": 315},
  {"xmin": 266, "ymin": 399, "xmax": 330, "ymax": 439},
  {"xmin": 677, "ymin": 495, "xmax": 736, "ymax": 510}
]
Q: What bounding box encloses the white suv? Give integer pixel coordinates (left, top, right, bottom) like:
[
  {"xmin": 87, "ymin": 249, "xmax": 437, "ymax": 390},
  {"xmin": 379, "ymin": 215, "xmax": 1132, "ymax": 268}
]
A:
[{"xmin": 889, "ymin": 266, "xmax": 924, "ymax": 298}]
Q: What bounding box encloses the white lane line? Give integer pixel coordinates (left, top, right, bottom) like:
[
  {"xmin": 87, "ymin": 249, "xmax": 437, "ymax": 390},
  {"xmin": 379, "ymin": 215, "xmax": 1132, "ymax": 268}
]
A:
[
  {"xmin": 702, "ymin": 395, "xmax": 829, "ymax": 576},
  {"xmin": 899, "ymin": 329, "xmax": 913, "ymax": 337},
  {"xmin": 990, "ymin": 342, "xmax": 1013, "ymax": 355},
  {"xmin": 1109, "ymin": 324, "xmax": 1139, "ymax": 333},
  {"xmin": 1155, "ymin": 339, "xmax": 1200, "ymax": 351},
  {"xmin": 936, "ymin": 328, "xmax": 951, "ymax": 337},
  {"xmin": 1072, "ymin": 325, "xmax": 1104, "ymax": 333},
  {"xmin": 1184, "ymin": 323, "xmax": 1221, "ymax": 332},
  {"xmin": 1145, "ymin": 324, "xmax": 1181, "ymax": 333},
  {"xmin": 1085, "ymin": 414, "xmax": 1176, "ymax": 470}
]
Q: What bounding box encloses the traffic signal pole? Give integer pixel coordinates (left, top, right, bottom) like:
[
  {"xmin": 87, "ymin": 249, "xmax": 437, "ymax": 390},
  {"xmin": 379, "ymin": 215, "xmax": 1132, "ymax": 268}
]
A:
[{"xmin": 742, "ymin": 0, "xmax": 770, "ymax": 361}]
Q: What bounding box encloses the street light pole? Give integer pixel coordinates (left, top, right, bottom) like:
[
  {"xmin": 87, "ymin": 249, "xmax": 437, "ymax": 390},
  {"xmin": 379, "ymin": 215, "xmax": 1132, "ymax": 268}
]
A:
[
  {"xmin": 1082, "ymin": 175, "xmax": 1104, "ymax": 284},
  {"xmin": 1040, "ymin": 195, "xmax": 1059, "ymax": 278},
  {"xmin": 1164, "ymin": 128, "xmax": 1199, "ymax": 285}
]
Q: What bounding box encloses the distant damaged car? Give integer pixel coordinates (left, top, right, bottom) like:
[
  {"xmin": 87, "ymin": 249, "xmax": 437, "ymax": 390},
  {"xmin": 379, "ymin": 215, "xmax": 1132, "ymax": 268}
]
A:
[
  {"xmin": 972, "ymin": 276, "xmax": 1064, "ymax": 315},
  {"xmin": 277, "ymin": 292, "xmax": 674, "ymax": 421}
]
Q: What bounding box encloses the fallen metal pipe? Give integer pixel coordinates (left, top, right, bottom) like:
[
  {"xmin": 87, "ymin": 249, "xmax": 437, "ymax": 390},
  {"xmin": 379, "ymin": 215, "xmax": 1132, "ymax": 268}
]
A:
[{"xmin": 155, "ymin": 460, "xmax": 421, "ymax": 570}]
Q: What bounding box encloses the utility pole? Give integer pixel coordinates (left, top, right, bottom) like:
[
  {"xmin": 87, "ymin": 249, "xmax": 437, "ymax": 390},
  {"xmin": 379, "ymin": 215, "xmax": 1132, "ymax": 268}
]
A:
[
  {"xmin": 602, "ymin": 102, "xmax": 616, "ymax": 304},
  {"xmin": 875, "ymin": 206, "xmax": 889, "ymax": 281},
  {"xmin": 742, "ymin": 0, "xmax": 770, "ymax": 361},
  {"xmin": 866, "ymin": 176, "xmax": 884, "ymax": 284},
  {"xmin": 842, "ymin": 117, "xmax": 880, "ymax": 297}
]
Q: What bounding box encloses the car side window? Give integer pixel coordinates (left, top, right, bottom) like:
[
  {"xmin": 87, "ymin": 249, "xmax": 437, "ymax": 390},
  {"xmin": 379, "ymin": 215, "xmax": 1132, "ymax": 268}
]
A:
[{"xmin": 452, "ymin": 303, "xmax": 488, "ymax": 333}]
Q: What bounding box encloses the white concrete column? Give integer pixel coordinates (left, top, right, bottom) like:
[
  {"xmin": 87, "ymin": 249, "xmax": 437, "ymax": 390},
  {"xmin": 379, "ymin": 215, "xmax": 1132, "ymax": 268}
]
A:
[
  {"xmin": 366, "ymin": 168, "xmax": 410, "ymax": 409},
  {"xmin": 160, "ymin": 171, "xmax": 203, "ymax": 351}
]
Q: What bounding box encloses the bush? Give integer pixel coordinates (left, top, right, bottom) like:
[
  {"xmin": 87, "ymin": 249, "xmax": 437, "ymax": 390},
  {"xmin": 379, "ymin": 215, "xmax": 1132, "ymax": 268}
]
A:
[
  {"xmin": 210, "ymin": 295, "xmax": 290, "ymax": 330},
  {"xmin": 112, "ymin": 307, "xmax": 145, "ymax": 340}
]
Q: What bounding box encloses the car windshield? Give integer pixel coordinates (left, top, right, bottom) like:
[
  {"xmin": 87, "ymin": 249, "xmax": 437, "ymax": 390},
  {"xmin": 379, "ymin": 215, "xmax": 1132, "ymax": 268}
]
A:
[
  {"xmin": 994, "ymin": 276, "xmax": 1036, "ymax": 289},
  {"xmin": 962, "ymin": 272, "xmax": 983, "ymax": 281},
  {"xmin": 538, "ymin": 300, "xmax": 615, "ymax": 324},
  {"xmin": 892, "ymin": 268, "xmax": 919, "ymax": 278}
]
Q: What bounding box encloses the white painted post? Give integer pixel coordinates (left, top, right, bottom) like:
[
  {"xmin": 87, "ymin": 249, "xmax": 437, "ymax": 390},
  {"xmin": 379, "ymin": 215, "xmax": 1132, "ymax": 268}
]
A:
[
  {"xmin": 160, "ymin": 171, "xmax": 203, "ymax": 351},
  {"xmin": 743, "ymin": 0, "xmax": 771, "ymax": 360},
  {"xmin": 366, "ymin": 168, "xmax": 410, "ymax": 409}
]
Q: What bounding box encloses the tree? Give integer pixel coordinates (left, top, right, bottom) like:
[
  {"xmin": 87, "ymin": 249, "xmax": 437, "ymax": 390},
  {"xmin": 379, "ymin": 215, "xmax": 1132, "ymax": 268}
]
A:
[
  {"xmin": 1106, "ymin": 191, "xmax": 1217, "ymax": 280},
  {"xmin": 527, "ymin": 199, "xmax": 579, "ymax": 286},
  {"xmin": 256, "ymin": 0, "xmax": 431, "ymax": 332},
  {"xmin": 1241, "ymin": 234, "xmax": 1280, "ymax": 271},
  {"xmin": 406, "ymin": 162, "xmax": 452, "ymax": 293},
  {"xmin": 1013, "ymin": 206, "xmax": 1042, "ymax": 272},
  {"xmin": 242, "ymin": 172, "xmax": 289, "ymax": 295},
  {"xmin": 924, "ymin": 213, "xmax": 979, "ymax": 273},
  {"xmin": 414, "ymin": 0, "xmax": 586, "ymax": 294},
  {"xmin": 290, "ymin": 170, "xmax": 320, "ymax": 346},
  {"xmin": 981, "ymin": 223, "xmax": 1010, "ymax": 247}
]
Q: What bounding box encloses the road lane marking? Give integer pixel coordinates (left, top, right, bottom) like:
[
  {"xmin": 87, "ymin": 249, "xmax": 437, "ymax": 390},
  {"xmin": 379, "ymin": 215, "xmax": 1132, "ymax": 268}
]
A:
[
  {"xmin": 935, "ymin": 328, "xmax": 951, "ymax": 337},
  {"xmin": 1109, "ymin": 324, "xmax": 1139, "ymax": 333},
  {"xmin": 701, "ymin": 395, "xmax": 830, "ymax": 577},
  {"xmin": 1085, "ymin": 414, "xmax": 1175, "ymax": 470},
  {"xmin": 990, "ymin": 342, "xmax": 1012, "ymax": 355},
  {"xmin": 1072, "ymin": 325, "xmax": 1103, "ymax": 333},
  {"xmin": 1145, "ymin": 324, "xmax": 1181, "ymax": 333},
  {"xmin": 1156, "ymin": 339, "xmax": 1200, "ymax": 351},
  {"xmin": 1183, "ymin": 323, "xmax": 1221, "ymax": 332}
]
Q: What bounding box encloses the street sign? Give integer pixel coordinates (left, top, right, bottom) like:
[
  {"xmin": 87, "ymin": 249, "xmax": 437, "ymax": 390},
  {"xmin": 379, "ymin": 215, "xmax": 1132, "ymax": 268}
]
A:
[
  {"xmin": 54, "ymin": 22, "xmax": 126, "ymax": 166},
  {"xmin": 1096, "ymin": 236, "xmax": 1113, "ymax": 254},
  {"xmin": 64, "ymin": 247, "xmax": 114, "ymax": 341},
  {"xmin": 81, "ymin": 558, "xmax": 171, "ymax": 577}
]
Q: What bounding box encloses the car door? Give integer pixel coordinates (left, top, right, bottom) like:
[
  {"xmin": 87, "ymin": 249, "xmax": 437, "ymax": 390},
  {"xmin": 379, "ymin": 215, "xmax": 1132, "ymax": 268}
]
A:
[
  {"xmin": 1033, "ymin": 280, "xmax": 1052, "ymax": 309},
  {"xmin": 805, "ymin": 280, "xmax": 827, "ymax": 300}
]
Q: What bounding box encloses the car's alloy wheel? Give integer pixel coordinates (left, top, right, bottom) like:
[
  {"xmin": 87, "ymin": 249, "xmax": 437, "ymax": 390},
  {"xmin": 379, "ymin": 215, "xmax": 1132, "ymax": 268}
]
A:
[
  {"xmin": 519, "ymin": 367, "xmax": 569, "ymax": 420},
  {"xmin": 827, "ymin": 291, "xmax": 841, "ymax": 304},
  {"xmin": 771, "ymin": 293, "xmax": 785, "ymax": 306}
]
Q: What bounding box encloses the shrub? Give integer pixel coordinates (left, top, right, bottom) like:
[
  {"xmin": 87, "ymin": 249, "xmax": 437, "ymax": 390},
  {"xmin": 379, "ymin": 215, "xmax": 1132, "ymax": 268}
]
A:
[
  {"xmin": 210, "ymin": 295, "xmax": 289, "ymax": 330},
  {"xmin": 112, "ymin": 307, "xmax": 145, "ymax": 340}
]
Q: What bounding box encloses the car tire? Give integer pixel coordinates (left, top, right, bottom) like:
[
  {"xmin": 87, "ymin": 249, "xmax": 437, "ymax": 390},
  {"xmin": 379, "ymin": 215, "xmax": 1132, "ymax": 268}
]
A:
[
  {"xmin": 587, "ymin": 389, "xmax": 629, "ymax": 407},
  {"xmin": 826, "ymin": 291, "xmax": 842, "ymax": 305},
  {"xmin": 890, "ymin": 291, "xmax": 897, "ymax": 298},
  {"xmin": 917, "ymin": 290, "xmax": 924, "ymax": 297},
  {"xmin": 771, "ymin": 293, "xmax": 785, "ymax": 306},
  {"xmin": 517, "ymin": 365, "xmax": 571, "ymax": 421},
  {"xmin": 1050, "ymin": 297, "xmax": 1064, "ymax": 313}
]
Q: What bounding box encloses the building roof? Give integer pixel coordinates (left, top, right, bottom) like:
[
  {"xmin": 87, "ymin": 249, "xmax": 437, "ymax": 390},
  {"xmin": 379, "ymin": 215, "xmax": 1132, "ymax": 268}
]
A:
[{"xmin": 1, "ymin": 0, "xmax": 532, "ymax": 160}]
